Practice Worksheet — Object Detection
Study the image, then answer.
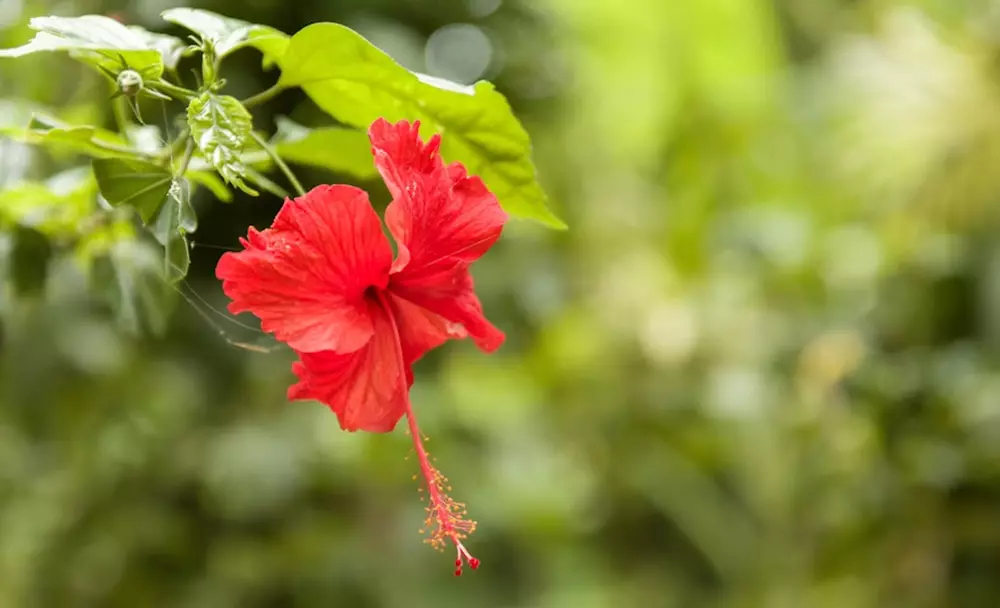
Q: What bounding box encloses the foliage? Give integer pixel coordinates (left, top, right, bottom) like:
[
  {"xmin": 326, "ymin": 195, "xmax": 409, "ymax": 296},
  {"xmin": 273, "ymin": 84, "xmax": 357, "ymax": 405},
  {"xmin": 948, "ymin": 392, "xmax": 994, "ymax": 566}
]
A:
[
  {"xmin": 186, "ymin": 92, "xmax": 255, "ymax": 195},
  {"xmin": 278, "ymin": 23, "xmax": 564, "ymax": 228},
  {"xmin": 3, "ymin": 1, "xmax": 1000, "ymax": 607},
  {"xmin": 0, "ymin": 6, "xmax": 562, "ymax": 332}
]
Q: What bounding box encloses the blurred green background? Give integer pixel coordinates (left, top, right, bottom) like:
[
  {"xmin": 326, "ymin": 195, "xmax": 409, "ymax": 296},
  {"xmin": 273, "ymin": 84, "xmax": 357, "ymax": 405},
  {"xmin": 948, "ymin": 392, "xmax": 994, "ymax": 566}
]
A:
[{"xmin": 4, "ymin": 0, "xmax": 1000, "ymax": 606}]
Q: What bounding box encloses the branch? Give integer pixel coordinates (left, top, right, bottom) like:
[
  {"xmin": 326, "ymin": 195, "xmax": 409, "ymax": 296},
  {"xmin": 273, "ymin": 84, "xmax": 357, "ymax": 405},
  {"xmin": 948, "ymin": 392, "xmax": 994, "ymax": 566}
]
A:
[
  {"xmin": 151, "ymin": 80, "xmax": 197, "ymax": 101},
  {"xmin": 249, "ymin": 131, "xmax": 306, "ymax": 197},
  {"xmin": 242, "ymin": 84, "xmax": 285, "ymax": 109}
]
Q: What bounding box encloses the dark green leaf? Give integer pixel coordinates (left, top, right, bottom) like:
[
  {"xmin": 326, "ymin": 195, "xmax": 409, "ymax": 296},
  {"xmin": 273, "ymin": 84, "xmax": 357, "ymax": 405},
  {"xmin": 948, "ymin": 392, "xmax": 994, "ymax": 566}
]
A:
[
  {"xmin": 150, "ymin": 179, "xmax": 194, "ymax": 283},
  {"xmin": 9, "ymin": 226, "xmax": 51, "ymax": 296},
  {"xmin": 276, "ymin": 23, "xmax": 564, "ymax": 228},
  {"xmin": 161, "ymin": 8, "xmax": 288, "ymax": 67},
  {"xmin": 272, "ymin": 116, "xmax": 376, "ymax": 179},
  {"xmin": 187, "ymin": 92, "xmax": 257, "ymax": 195},
  {"xmin": 91, "ymin": 239, "xmax": 174, "ymax": 335},
  {"xmin": 92, "ymin": 158, "xmax": 173, "ymax": 224},
  {"xmin": 0, "ymin": 15, "xmax": 170, "ymax": 76}
]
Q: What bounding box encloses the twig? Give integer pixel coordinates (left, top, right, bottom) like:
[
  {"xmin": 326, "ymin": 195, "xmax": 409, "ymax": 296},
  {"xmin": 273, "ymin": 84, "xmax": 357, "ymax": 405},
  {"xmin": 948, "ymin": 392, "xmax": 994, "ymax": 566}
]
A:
[
  {"xmin": 242, "ymin": 84, "xmax": 285, "ymax": 109},
  {"xmin": 249, "ymin": 131, "xmax": 306, "ymax": 197}
]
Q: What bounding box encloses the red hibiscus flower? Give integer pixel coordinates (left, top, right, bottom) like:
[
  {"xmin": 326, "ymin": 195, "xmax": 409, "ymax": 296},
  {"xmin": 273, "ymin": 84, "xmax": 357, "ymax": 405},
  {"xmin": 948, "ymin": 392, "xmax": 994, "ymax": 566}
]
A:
[{"xmin": 216, "ymin": 119, "xmax": 507, "ymax": 574}]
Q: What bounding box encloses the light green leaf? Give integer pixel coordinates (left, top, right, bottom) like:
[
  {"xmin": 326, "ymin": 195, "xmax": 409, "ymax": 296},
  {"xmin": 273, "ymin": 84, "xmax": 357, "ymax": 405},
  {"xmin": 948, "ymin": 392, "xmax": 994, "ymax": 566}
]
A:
[
  {"xmin": 0, "ymin": 15, "xmax": 171, "ymax": 76},
  {"xmin": 248, "ymin": 29, "xmax": 289, "ymax": 70},
  {"xmin": 0, "ymin": 99, "xmax": 44, "ymax": 129},
  {"xmin": 125, "ymin": 124, "xmax": 165, "ymax": 154},
  {"xmin": 126, "ymin": 26, "xmax": 188, "ymax": 70},
  {"xmin": 188, "ymin": 128, "xmax": 271, "ymax": 174},
  {"xmin": 276, "ymin": 23, "xmax": 564, "ymax": 228},
  {"xmin": 187, "ymin": 92, "xmax": 257, "ymax": 195},
  {"xmin": 92, "ymin": 158, "xmax": 173, "ymax": 224},
  {"xmin": 161, "ymin": 8, "xmax": 288, "ymax": 67},
  {"xmin": 272, "ymin": 116, "xmax": 376, "ymax": 179},
  {"xmin": 2, "ymin": 114, "xmax": 131, "ymax": 158},
  {"xmin": 0, "ymin": 169, "xmax": 96, "ymax": 237},
  {"xmin": 150, "ymin": 179, "xmax": 195, "ymax": 282},
  {"xmin": 244, "ymin": 167, "xmax": 289, "ymax": 199},
  {"xmin": 187, "ymin": 170, "xmax": 233, "ymax": 202}
]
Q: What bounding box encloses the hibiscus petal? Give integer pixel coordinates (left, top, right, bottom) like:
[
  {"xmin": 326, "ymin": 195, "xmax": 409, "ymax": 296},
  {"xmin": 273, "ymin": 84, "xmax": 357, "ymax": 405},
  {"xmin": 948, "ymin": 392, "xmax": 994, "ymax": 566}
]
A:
[
  {"xmin": 216, "ymin": 185, "xmax": 392, "ymax": 354},
  {"xmin": 390, "ymin": 267, "xmax": 505, "ymax": 353},
  {"xmin": 370, "ymin": 119, "xmax": 507, "ymax": 274},
  {"xmin": 386, "ymin": 292, "xmax": 467, "ymax": 384},
  {"xmin": 287, "ymin": 298, "xmax": 407, "ymax": 433},
  {"xmin": 369, "ymin": 118, "xmax": 507, "ymax": 352}
]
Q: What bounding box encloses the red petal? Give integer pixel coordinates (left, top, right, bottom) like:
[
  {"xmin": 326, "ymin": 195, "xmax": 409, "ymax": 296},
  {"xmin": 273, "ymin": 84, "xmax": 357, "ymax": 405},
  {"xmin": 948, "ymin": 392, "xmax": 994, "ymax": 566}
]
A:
[
  {"xmin": 386, "ymin": 293, "xmax": 467, "ymax": 384},
  {"xmin": 287, "ymin": 297, "xmax": 407, "ymax": 432},
  {"xmin": 369, "ymin": 118, "xmax": 507, "ymax": 352},
  {"xmin": 216, "ymin": 185, "xmax": 392, "ymax": 354}
]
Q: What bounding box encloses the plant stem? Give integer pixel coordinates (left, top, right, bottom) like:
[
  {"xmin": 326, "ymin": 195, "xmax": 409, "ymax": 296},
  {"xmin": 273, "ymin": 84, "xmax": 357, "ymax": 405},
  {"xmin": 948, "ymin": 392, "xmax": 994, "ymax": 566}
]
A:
[
  {"xmin": 250, "ymin": 131, "xmax": 306, "ymax": 197},
  {"xmin": 175, "ymin": 139, "xmax": 196, "ymax": 177},
  {"xmin": 242, "ymin": 84, "xmax": 285, "ymax": 109},
  {"xmin": 111, "ymin": 96, "xmax": 132, "ymax": 133},
  {"xmin": 159, "ymin": 129, "xmax": 190, "ymax": 165},
  {"xmin": 91, "ymin": 139, "xmax": 159, "ymax": 160},
  {"xmin": 152, "ymin": 80, "xmax": 197, "ymax": 101}
]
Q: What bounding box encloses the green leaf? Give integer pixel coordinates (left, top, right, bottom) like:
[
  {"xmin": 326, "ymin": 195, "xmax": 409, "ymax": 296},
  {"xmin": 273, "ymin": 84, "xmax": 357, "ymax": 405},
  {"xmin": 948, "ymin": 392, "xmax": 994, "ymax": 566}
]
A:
[
  {"xmin": 248, "ymin": 29, "xmax": 290, "ymax": 70},
  {"xmin": 122, "ymin": 125, "xmax": 235, "ymax": 204},
  {"xmin": 272, "ymin": 116, "xmax": 376, "ymax": 179},
  {"xmin": 124, "ymin": 124, "xmax": 165, "ymax": 154},
  {"xmin": 91, "ymin": 239, "xmax": 175, "ymax": 335},
  {"xmin": 0, "ymin": 15, "xmax": 172, "ymax": 76},
  {"xmin": 150, "ymin": 179, "xmax": 195, "ymax": 282},
  {"xmin": 9, "ymin": 226, "xmax": 52, "ymax": 296},
  {"xmin": 2, "ymin": 114, "xmax": 131, "ymax": 158},
  {"xmin": 92, "ymin": 158, "xmax": 173, "ymax": 224},
  {"xmin": 161, "ymin": 8, "xmax": 288, "ymax": 67},
  {"xmin": 243, "ymin": 167, "xmax": 289, "ymax": 199},
  {"xmin": 187, "ymin": 170, "xmax": 233, "ymax": 202},
  {"xmin": 187, "ymin": 92, "xmax": 257, "ymax": 195},
  {"xmin": 188, "ymin": 129, "xmax": 271, "ymax": 174},
  {"xmin": 276, "ymin": 23, "xmax": 564, "ymax": 228},
  {"xmin": 126, "ymin": 26, "xmax": 188, "ymax": 70},
  {"xmin": 0, "ymin": 168, "xmax": 97, "ymax": 237},
  {"xmin": 0, "ymin": 99, "xmax": 44, "ymax": 129}
]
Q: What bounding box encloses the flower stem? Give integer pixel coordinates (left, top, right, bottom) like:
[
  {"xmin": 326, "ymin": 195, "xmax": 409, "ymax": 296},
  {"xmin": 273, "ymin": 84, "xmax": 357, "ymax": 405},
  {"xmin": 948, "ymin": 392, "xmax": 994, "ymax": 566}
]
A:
[
  {"xmin": 242, "ymin": 83, "xmax": 285, "ymax": 109},
  {"xmin": 250, "ymin": 131, "xmax": 306, "ymax": 197},
  {"xmin": 151, "ymin": 79, "xmax": 197, "ymax": 101},
  {"xmin": 111, "ymin": 96, "xmax": 132, "ymax": 133}
]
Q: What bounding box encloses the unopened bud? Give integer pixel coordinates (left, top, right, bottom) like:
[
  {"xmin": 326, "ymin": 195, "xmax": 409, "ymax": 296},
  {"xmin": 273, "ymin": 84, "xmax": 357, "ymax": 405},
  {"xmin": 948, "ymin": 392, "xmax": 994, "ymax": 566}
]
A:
[{"xmin": 116, "ymin": 69, "xmax": 143, "ymax": 97}]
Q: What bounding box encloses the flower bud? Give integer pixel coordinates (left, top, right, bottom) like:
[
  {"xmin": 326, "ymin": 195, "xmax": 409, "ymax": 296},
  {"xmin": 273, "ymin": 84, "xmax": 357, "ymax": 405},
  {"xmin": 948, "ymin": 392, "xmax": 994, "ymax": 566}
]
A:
[{"xmin": 116, "ymin": 69, "xmax": 143, "ymax": 98}]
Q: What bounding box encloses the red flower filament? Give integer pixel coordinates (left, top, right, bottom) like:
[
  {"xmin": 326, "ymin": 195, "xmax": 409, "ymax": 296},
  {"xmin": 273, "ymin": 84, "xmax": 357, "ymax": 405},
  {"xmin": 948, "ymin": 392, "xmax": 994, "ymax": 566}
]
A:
[{"xmin": 216, "ymin": 119, "xmax": 507, "ymax": 574}]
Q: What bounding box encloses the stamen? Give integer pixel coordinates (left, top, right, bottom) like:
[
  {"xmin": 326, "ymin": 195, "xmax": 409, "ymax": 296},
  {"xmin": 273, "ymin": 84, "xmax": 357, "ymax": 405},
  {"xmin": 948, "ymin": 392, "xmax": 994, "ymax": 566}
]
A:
[
  {"xmin": 405, "ymin": 409, "xmax": 480, "ymax": 574},
  {"xmin": 376, "ymin": 289, "xmax": 480, "ymax": 574}
]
